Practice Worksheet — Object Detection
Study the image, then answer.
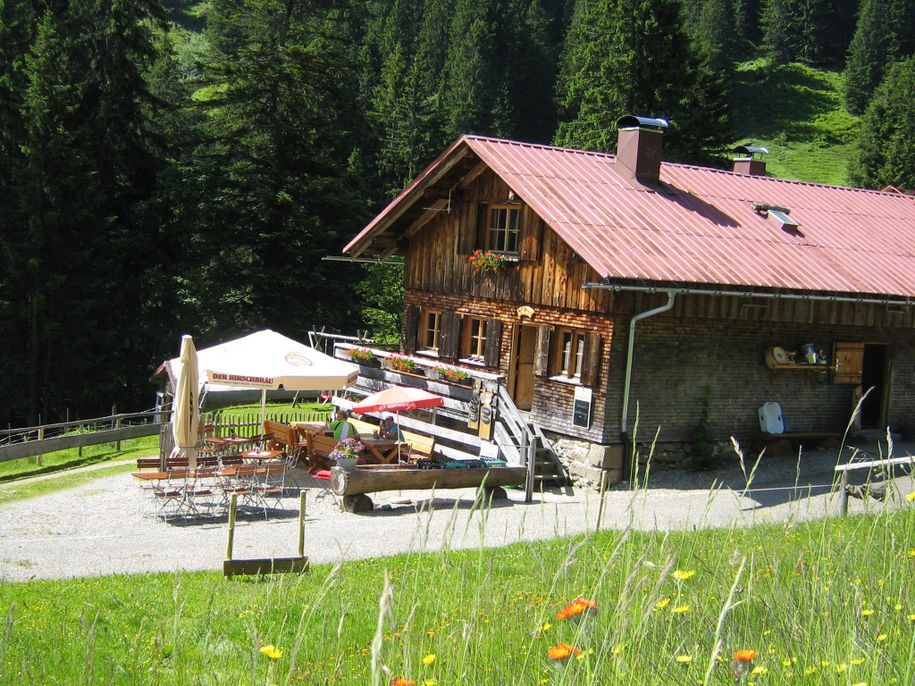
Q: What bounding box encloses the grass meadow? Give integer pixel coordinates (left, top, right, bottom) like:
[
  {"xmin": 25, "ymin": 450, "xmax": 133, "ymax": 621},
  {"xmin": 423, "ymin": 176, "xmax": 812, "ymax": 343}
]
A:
[{"xmin": 0, "ymin": 502, "xmax": 912, "ymax": 685}]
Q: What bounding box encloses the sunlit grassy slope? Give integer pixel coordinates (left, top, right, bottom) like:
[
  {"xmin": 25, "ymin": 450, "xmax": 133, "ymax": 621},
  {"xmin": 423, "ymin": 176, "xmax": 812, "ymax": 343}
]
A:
[{"xmin": 731, "ymin": 58, "xmax": 861, "ymax": 186}]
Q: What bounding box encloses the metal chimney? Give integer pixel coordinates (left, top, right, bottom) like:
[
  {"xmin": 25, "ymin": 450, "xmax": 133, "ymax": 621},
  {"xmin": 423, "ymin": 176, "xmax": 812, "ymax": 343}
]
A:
[
  {"xmin": 733, "ymin": 144, "xmax": 768, "ymax": 176},
  {"xmin": 615, "ymin": 115, "xmax": 668, "ymax": 184}
]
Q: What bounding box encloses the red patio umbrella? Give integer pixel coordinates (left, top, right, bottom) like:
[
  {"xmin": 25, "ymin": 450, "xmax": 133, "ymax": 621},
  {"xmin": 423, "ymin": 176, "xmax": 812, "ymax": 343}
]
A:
[{"xmin": 353, "ymin": 386, "xmax": 444, "ymax": 462}]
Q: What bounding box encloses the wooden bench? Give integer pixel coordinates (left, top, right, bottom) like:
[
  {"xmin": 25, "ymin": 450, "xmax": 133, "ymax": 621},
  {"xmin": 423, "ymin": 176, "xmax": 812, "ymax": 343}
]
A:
[
  {"xmin": 755, "ymin": 431, "xmax": 842, "ymax": 457},
  {"xmin": 401, "ymin": 430, "xmax": 436, "ymax": 462},
  {"xmin": 304, "ymin": 432, "xmax": 339, "ymax": 473}
]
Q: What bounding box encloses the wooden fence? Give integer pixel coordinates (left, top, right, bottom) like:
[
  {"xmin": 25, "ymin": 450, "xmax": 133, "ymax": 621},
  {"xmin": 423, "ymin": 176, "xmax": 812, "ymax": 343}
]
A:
[{"xmin": 159, "ymin": 410, "xmax": 330, "ymax": 460}]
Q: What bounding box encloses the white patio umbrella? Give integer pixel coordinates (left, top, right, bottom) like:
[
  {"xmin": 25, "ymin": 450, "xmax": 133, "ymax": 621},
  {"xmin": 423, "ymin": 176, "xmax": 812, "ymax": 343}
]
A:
[
  {"xmin": 171, "ymin": 335, "xmax": 200, "ymax": 470},
  {"xmin": 167, "ymin": 330, "xmax": 359, "ymax": 429}
]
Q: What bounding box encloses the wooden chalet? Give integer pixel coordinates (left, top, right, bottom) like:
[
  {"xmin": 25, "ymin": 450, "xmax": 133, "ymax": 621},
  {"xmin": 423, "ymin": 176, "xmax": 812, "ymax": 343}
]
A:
[{"xmin": 344, "ymin": 116, "xmax": 915, "ymax": 485}]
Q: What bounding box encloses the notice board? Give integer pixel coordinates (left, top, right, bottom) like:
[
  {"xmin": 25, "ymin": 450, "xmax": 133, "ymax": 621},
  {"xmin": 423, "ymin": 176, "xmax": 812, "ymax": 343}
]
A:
[{"xmin": 572, "ymin": 386, "xmax": 592, "ymax": 429}]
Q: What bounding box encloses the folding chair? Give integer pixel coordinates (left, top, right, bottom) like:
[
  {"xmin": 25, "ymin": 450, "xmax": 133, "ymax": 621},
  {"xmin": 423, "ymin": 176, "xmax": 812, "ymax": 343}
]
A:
[{"xmin": 254, "ymin": 463, "xmax": 287, "ymax": 514}]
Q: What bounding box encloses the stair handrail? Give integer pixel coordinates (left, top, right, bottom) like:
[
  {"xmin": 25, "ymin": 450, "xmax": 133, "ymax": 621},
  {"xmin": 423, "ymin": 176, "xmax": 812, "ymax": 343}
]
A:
[{"xmin": 496, "ymin": 385, "xmax": 536, "ymax": 502}]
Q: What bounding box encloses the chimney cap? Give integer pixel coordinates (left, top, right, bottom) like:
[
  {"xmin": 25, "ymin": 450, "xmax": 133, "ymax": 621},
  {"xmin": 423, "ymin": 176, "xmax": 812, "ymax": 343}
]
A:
[
  {"xmin": 616, "ymin": 115, "xmax": 669, "ymax": 131},
  {"xmin": 734, "ymin": 144, "xmax": 769, "ymax": 157}
]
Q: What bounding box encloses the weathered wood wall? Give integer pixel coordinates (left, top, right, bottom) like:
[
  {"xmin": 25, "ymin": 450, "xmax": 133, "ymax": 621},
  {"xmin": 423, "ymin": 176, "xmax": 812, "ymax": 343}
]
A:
[{"xmin": 405, "ymin": 169, "xmax": 612, "ymax": 313}]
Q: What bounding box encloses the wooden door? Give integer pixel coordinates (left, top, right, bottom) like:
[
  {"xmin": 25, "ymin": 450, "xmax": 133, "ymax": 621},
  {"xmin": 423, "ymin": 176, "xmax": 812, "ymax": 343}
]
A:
[
  {"xmin": 832, "ymin": 342, "xmax": 864, "ymax": 385},
  {"xmin": 511, "ymin": 325, "xmax": 537, "ymax": 410}
]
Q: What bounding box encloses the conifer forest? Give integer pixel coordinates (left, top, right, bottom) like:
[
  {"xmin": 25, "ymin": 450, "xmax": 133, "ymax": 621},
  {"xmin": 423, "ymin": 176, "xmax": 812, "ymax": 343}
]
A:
[{"xmin": 1, "ymin": 0, "xmax": 913, "ymax": 425}]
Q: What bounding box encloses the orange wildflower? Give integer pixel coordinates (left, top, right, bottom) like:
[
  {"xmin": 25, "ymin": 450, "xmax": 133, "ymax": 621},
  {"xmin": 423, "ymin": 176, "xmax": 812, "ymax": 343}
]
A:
[
  {"xmin": 389, "ymin": 679, "xmax": 416, "ymax": 686},
  {"xmin": 555, "ymin": 598, "xmax": 598, "ymax": 621},
  {"xmin": 732, "ymin": 649, "xmax": 758, "ymax": 662},
  {"xmin": 547, "ymin": 644, "xmax": 584, "ymax": 661}
]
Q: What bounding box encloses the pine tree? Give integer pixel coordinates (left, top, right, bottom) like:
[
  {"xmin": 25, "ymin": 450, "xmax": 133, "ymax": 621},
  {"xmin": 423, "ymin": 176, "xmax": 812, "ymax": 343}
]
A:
[
  {"xmin": 555, "ymin": 0, "xmax": 731, "ymax": 163},
  {"xmin": 682, "ymin": 0, "xmax": 740, "ymax": 73},
  {"xmin": 849, "ymin": 56, "xmax": 915, "ymax": 189},
  {"xmin": 845, "ymin": 0, "xmax": 915, "ymax": 114}
]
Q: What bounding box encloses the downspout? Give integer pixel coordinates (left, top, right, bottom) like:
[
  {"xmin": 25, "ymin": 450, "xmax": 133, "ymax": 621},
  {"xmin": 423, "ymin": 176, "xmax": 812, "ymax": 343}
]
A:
[{"xmin": 620, "ymin": 290, "xmax": 676, "ymax": 481}]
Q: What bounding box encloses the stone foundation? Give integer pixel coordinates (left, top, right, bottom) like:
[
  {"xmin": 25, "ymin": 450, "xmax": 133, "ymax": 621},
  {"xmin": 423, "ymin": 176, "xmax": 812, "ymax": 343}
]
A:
[{"xmin": 548, "ymin": 435, "xmax": 735, "ymax": 489}]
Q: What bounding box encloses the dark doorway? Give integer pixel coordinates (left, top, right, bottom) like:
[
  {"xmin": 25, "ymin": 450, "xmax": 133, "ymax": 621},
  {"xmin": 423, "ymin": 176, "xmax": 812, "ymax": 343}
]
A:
[{"xmin": 860, "ymin": 344, "xmax": 889, "ymax": 429}]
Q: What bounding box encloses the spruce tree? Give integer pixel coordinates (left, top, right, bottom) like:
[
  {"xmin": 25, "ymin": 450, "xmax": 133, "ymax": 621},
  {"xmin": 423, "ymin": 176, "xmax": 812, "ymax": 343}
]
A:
[
  {"xmin": 849, "ymin": 56, "xmax": 915, "ymax": 189},
  {"xmin": 555, "ymin": 0, "xmax": 731, "ymax": 163},
  {"xmin": 195, "ymin": 0, "xmax": 367, "ymax": 337},
  {"xmin": 845, "ymin": 0, "xmax": 915, "ymax": 114},
  {"xmin": 11, "ymin": 0, "xmax": 167, "ymax": 422}
]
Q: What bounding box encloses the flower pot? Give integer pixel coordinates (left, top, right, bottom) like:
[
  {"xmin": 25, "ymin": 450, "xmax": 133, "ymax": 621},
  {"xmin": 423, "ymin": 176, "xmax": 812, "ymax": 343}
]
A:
[
  {"xmin": 355, "ymin": 358, "xmax": 381, "ymax": 368},
  {"xmin": 335, "ymin": 456, "xmax": 359, "ymax": 473}
]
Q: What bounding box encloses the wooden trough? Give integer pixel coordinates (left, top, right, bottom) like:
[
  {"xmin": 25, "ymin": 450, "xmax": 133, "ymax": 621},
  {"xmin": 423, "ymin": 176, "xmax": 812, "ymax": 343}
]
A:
[
  {"xmin": 223, "ymin": 492, "xmax": 310, "ymax": 577},
  {"xmin": 330, "ymin": 465, "xmax": 527, "ymax": 513}
]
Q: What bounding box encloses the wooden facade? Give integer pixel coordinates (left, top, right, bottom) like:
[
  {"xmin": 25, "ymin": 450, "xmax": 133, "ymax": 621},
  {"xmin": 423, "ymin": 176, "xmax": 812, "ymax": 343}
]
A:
[{"xmin": 394, "ymin": 165, "xmax": 915, "ymax": 451}]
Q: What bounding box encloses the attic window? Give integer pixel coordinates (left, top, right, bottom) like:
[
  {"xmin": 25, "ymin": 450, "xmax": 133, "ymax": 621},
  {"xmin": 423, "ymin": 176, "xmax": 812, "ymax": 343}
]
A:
[{"xmin": 486, "ymin": 204, "xmax": 521, "ymax": 252}]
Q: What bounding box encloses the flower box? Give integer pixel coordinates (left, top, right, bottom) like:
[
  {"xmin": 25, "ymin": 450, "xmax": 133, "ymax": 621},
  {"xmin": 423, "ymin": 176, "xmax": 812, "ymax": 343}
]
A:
[
  {"xmin": 434, "ymin": 366, "xmax": 472, "ymax": 385},
  {"xmin": 349, "ymin": 348, "xmax": 380, "ymax": 367}
]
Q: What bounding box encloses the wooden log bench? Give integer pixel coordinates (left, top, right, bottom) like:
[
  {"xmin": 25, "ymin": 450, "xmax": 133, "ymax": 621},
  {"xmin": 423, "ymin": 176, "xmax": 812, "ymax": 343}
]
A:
[
  {"xmin": 329, "ymin": 465, "xmax": 527, "ymax": 513},
  {"xmin": 755, "ymin": 431, "xmax": 842, "ymax": 457}
]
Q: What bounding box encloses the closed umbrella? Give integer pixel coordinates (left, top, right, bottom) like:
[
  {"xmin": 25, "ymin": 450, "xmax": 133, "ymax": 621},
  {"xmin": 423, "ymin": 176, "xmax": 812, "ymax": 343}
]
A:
[
  {"xmin": 171, "ymin": 335, "xmax": 200, "ymax": 470},
  {"xmin": 353, "ymin": 386, "xmax": 444, "ymax": 461}
]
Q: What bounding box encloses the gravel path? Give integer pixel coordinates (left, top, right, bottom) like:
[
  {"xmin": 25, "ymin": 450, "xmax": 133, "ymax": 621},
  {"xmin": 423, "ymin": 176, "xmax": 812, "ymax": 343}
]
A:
[{"xmin": 1, "ymin": 440, "xmax": 911, "ymax": 582}]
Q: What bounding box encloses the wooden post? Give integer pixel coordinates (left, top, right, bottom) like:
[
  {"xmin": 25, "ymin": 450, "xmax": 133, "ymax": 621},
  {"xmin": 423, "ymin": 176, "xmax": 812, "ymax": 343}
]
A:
[
  {"xmin": 226, "ymin": 494, "xmax": 238, "ymax": 560},
  {"xmin": 115, "ymin": 416, "xmax": 123, "ymax": 451},
  {"xmin": 78, "ymin": 423, "xmax": 83, "ymax": 457},
  {"xmin": 36, "ymin": 426, "xmax": 44, "ymax": 466},
  {"xmin": 838, "ymin": 471, "xmax": 849, "ymax": 516},
  {"xmin": 523, "ymin": 434, "xmax": 535, "ymax": 503},
  {"xmin": 297, "ymin": 490, "xmax": 307, "ymax": 558}
]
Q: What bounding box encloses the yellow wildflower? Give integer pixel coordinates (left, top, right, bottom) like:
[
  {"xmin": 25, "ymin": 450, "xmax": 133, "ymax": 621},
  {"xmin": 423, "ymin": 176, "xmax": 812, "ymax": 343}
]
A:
[
  {"xmin": 423, "ymin": 681, "xmax": 438, "ymax": 686},
  {"xmin": 851, "ymin": 682, "xmax": 868, "ymax": 686},
  {"xmin": 672, "ymin": 605, "xmax": 690, "ymax": 614},
  {"xmin": 673, "ymin": 569, "xmax": 696, "ymax": 581},
  {"xmin": 908, "ymin": 613, "xmax": 915, "ymax": 621},
  {"xmin": 752, "ymin": 666, "xmax": 768, "ymax": 675},
  {"xmin": 836, "ymin": 663, "xmax": 848, "ymax": 673},
  {"xmin": 851, "ymin": 658, "xmax": 865, "ymax": 665},
  {"xmin": 655, "ymin": 597, "xmax": 671, "ymax": 610},
  {"xmin": 803, "ymin": 667, "xmax": 817, "ymax": 675},
  {"xmin": 907, "ymin": 548, "xmax": 915, "ymax": 557},
  {"xmin": 422, "ymin": 654, "xmax": 436, "ymax": 666},
  {"xmin": 676, "ymin": 655, "xmax": 692, "ymax": 663},
  {"xmin": 612, "ymin": 644, "xmax": 625, "ymax": 655},
  {"xmin": 860, "ymin": 609, "xmax": 875, "ymax": 617},
  {"xmin": 905, "ymin": 491, "xmax": 915, "ymax": 503},
  {"xmin": 259, "ymin": 645, "xmax": 283, "ymax": 660},
  {"xmin": 877, "ymin": 634, "xmax": 888, "ymax": 642}
]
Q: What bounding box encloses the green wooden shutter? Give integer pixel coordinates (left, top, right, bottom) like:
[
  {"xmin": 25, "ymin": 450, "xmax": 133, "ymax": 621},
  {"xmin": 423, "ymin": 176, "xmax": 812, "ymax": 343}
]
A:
[
  {"xmin": 483, "ymin": 319, "xmax": 503, "ymax": 367},
  {"xmin": 438, "ymin": 311, "xmax": 461, "ymax": 359},
  {"xmin": 580, "ymin": 332, "xmax": 602, "ymax": 387},
  {"xmin": 403, "ymin": 306, "xmax": 420, "ymax": 354},
  {"xmin": 533, "ymin": 325, "xmax": 552, "ymax": 377}
]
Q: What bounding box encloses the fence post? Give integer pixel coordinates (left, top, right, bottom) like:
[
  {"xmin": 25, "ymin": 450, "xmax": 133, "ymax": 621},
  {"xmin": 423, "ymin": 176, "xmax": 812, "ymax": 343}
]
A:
[
  {"xmin": 78, "ymin": 423, "xmax": 83, "ymax": 457},
  {"xmin": 36, "ymin": 426, "xmax": 44, "ymax": 466},
  {"xmin": 115, "ymin": 416, "xmax": 123, "ymax": 451}
]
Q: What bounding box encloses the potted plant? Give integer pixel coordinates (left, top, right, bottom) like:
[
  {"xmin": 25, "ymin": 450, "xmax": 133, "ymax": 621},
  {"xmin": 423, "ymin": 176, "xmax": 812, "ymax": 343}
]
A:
[
  {"xmin": 386, "ymin": 354, "xmax": 421, "ymax": 375},
  {"xmin": 330, "ymin": 437, "xmax": 364, "ymax": 473},
  {"xmin": 349, "ymin": 347, "xmax": 380, "ymax": 367},
  {"xmin": 469, "ymin": 249, "xmax": 508, "ymax": 274},
  {"xmin": 434, "ymin": 365, "xmax": 472, "ymax": 385}
]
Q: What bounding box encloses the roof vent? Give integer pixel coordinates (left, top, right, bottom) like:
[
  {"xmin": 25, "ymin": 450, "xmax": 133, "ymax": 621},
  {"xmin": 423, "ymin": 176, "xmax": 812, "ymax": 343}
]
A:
[
  {"xmin": 733, "ymin": 144, "xmax": 768, "ymax": 176},
  {"xmin": 615, "ymin": 115, "xmax": 668, "ymax": 185},
  {"xmin": 753, "ymin": 202, "xmax": 801, "ymax": 233}
]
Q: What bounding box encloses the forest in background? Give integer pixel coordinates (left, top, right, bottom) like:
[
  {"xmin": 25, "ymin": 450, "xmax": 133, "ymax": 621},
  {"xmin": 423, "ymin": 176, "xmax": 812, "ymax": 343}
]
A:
[{"xmin": 1, "ymin": 0, "xmax": 913, "ymax": 426}]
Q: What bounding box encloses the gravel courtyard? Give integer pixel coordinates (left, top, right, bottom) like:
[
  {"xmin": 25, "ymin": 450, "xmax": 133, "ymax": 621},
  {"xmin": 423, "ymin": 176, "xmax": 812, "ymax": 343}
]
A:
[{"xmin": 1, "ymin": 439, "xmax": 912, "ymax": 582}]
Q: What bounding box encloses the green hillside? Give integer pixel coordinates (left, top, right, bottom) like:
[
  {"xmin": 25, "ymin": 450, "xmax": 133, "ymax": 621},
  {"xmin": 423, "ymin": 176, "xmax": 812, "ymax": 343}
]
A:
[{"xmin": 731, "ymin": 58, "xmax": 861, "ymax": 186}]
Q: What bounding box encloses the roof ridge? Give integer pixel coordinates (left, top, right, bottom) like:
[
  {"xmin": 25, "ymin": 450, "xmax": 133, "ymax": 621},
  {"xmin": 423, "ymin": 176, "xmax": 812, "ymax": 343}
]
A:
[
  {"xmin": 463, "ymin": 134, "xmax": 912, "ymax": 199},
  {"xmin": 461, "ymin": 134, "xmax": 617, "ymax": 161}
]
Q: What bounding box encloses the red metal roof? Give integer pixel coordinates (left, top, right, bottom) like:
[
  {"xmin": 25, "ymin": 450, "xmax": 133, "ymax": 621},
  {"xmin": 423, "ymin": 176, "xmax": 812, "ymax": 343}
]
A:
[{"xmin": 347, "ymin": 135, "xmax": 915, "ymax": 299}]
